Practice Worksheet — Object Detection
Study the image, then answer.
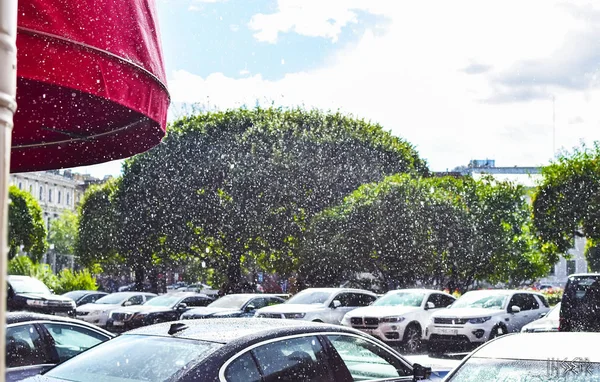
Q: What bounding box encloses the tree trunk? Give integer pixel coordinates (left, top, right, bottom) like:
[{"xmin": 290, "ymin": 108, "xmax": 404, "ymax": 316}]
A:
[
  {"xmin": 134, "ymin": 265, "xmax": 145, "ymax": 291},
  {"xmin": 224, "ymin": 253, "xmax": 242, "ymax": 293}
]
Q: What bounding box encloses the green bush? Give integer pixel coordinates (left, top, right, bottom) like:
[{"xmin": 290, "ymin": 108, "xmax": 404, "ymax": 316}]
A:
[
  {"xmin": 8, "ymin": 256, "xmax": 97, "ymax": 294},
  {"xmin": 54, "ymin": 269, "xmax": 98, "ymax": 294}
]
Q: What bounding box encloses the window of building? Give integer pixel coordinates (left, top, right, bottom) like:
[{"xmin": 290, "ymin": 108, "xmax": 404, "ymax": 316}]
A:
[
  {"xmin": 548, "ymin": 265, "xmax": 555, "ymax": 276},
  {"xmin": 18, "ymin": 182, "xmax": 22, "ymax": 190},
  {"xmin": 48, "ymin": 189, "xmax": 53, "ymax": 203},
  {"xmin": 567, "ymin": 260, "xmax": 577, "ymax": 276},
  {"xmin": 39, "ymin": 186, "xmax": 43, "ymax": 201},
  {"xmin": 66, "ymin": 192, "xmax": 71, "ymax": 206},
  {"xmin": 29, "ymin": 185, "xmax": 33, "ymax": 194},
  {"xmin": 58, "ymin": 191, "xmax": 62, "ymax": 204}
]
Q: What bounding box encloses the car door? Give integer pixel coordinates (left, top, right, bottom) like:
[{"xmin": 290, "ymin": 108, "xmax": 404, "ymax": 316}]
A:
[
  {"xmin": 324, "ymin": 333, "xmax": 416, "ymax": 381},
  {"xmin": 327, "ymin": 293, "xmax": 354, "ymax": 324},
  {"xmin": 221, "ymin": 335, "xmax": 336, "ymax": 382},
  {"xmin": 506, "ymin": 294, "xmax": 529, "ymax": 332},
  {"xmin": 39, "ymin": 322, "xmax": 111, "ymax": 363},
  {"xmin": 520, "ymin": 294, "xmax": 544, "ymax": 326},
  {"xmin": 6, "ymin": 323, "xmax": 55, "ymax": 382}
]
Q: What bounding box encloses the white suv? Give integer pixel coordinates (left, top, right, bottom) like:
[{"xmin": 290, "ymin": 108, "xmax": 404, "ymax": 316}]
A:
[
  {"xmin": 341, "ymin": 289, "xmax": 455, "ymax": 352},
  {"xmin": 255, "ymin": 288, "xmax": 377, "ymax": 324},
  {"xmin": 425, "ymin": 290, "xmax": 549, "ymax": 353}
]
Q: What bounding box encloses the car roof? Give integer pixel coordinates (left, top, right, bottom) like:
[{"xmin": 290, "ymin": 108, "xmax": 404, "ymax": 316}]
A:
[
  {"xmin": 462, "ymin": 289, "xmax": 538, "ymax": 295},
  {"xmin": 386, "ymin": 288, "xmax": 454, "ymax": 296},
  {"xmin": 6, "ymin": 312, "xmax": 114, "ymax": 336},
  {"xmin": 568, "ymin": 273, "xmax": 600, "ymax": 278},
  {"xmin": 102, "ymin": 291, "xmax": 157, "ymax": 297},
  {"xmin": 7, "ymin": 275, "xmax": 35, "ymax": 281},
  {"xmin": 125, "ymin": 318, "xmax": 364, "ymax": 344},
  {"xmin": 470, "ymin": 333, "xmax": 600, "ymax": 363},
  {"xmin": 299, "ymin": 287, "xmax": 377, "ymax": 295}
]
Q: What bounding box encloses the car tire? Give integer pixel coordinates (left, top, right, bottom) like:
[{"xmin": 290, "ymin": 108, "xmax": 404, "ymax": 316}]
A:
[
  {"xmin": 488, "ymin": 325, "xmax": 505, "ymax": 340},
  {"xmin": 403, "ymin": 324, "xmax": 422, "ymax": 353}
]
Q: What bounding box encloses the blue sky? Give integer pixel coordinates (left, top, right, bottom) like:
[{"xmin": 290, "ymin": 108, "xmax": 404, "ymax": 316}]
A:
[{"xmin": 74, "ymin": 0, "xmax": 600, "ymax": 178}]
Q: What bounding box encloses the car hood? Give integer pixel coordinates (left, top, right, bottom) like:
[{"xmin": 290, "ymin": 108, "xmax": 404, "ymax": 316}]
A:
[
  {"xmin": 522, "ymin": 317, "xmax": 559, "ymax": 331},
  {"xmin": 111, "ymin": 305, "xmax": 172, "ymax": 315},
  {"xmin": 18, "ymin": 293, "xmax": 73, "ymax": 303},
  {"xmin": 256, "ymin": 303, "xmax": 326, "ymax": 314},
  {"xmin": 432, "ymin": 307, "xmax": 505, "ymax": 318},
  {"xmin": 77, "ymin": 303, "xmax": 121, "ymax": 312},
  {"xmin": 345, "ymin": 305, "xmax": 420, "ymax": 318},
  {"xmin": 181, "ymin": 307, "xmax": 239, "ymax": 317}
]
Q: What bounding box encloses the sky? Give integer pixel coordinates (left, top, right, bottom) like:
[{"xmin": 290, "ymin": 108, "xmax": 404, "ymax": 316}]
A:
[{"xmin": 73, "ymin": 0, "xmax": 600, "ymax": 178}]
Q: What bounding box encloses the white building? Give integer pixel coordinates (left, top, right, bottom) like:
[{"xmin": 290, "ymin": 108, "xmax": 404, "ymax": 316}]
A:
[
  {"xmin": 9, "ymin": 170, "xmax": 84, "ymax": 228},
  {"xmin": 462, "ymin": 161, "xmax": 587, "ymax": 287}
]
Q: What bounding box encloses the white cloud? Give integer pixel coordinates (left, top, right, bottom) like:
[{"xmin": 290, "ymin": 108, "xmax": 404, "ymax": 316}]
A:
[
  {"xmin": 239, "ymin": 69, "xmax": 250, "ymax": 76},
  {"xmin": 169, "ymin": 0, "xmax": 600, "ymax": 171}
]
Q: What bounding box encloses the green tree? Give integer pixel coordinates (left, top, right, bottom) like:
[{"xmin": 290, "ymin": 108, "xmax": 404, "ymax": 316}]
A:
[
  {"xmin": 8, "ymin": 186, "xmax": 47, "ymax": 261},
  {"xmin": 48, "ymin": 210, "xmax": 78, "ymax": 255},
  {"xmin": 532, "ymin": 142, "xmax": 600, "ymax": 266},
  {"xmin": 117, "ymin": 108, "xmax": 428, "ymax": 292}
]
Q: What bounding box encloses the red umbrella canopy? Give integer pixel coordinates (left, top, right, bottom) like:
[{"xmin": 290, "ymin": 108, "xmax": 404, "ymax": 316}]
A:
[{"xmin": 12, "ymin": 0, "xmax": 170, "ymax": 173}]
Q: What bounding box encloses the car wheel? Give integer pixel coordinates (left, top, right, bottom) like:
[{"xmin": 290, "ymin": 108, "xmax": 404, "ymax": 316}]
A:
[
  {"xmin": 403, "ymin": 324, "xmax": 422, "ymax": 353},
  {"xmin": 488, "ymin": 325, "xmax": 505, "ymax": 340}
]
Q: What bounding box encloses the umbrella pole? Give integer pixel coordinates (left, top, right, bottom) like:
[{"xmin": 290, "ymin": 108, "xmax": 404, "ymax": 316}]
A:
[{"xmin": 0, "ymin": 0, "xmax": 18, "ymax": 379}]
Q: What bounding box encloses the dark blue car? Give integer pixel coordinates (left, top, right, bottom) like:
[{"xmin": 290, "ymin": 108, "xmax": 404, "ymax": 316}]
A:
[{"xmin": 180, "ymin": 293, "xmax": 285, "ymax": 319}]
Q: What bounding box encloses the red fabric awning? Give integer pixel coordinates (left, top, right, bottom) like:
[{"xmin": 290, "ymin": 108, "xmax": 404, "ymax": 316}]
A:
[{"xmin": 12, "ymin": 0, "xmax": 169, "ymax": 173}]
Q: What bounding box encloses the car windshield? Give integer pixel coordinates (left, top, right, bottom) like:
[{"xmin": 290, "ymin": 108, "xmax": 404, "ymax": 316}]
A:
[
  {"xmin": 144, "ymin": 294, "xmax": 182, "ymax": 307},
  {"xmin": 45, "ymin": 335, "xmax": 222, "ymax": 382},
  {"xmin": 94, "ymin": 293, "xmax": 132, "ymax": 305},
  {"xmin": 447, "ymin": 358, "xmax": 600, "ymax": 381},
  {"xmin": 286, "ymin": 290, "xmax": 332, "ymax": 305},
  {"xmin": 565, "ymin": 276, "xmax": 600, "ymax": 301},
  {"xmin": 9, "ymin": 277, "xmax": 51, "ymax": 295},
  {"xmin": 451, "ymin": 293, "xmax": 507, "ymax": 309},
  {"xmin": 208, "ymin": 295, "xmax": 250, "ymax": 309},
  {"xmin": 373, "ymin": 292, "xmax": 425, "ymax": 307},
  {"xmin": 63, "ymin": 291, "xmax": 88, "ymax": 300}
]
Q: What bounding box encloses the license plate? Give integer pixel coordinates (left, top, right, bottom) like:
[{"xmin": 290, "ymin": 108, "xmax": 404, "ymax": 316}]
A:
[
  {"xmin": 434, "ymin": 328, "xmax": 458, "ymax": 335},
  {"xmin": 113, "ymin": 321, "xmax": 124, "ymax": 326}
]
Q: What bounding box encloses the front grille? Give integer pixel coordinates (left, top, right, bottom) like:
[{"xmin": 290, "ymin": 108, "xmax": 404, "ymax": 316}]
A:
[
  {"xmin": 111, "ymin": 312, "xmax": 132, "ymax": 321},
  {"xmin": 429, "ymin": 334, "xmax": 471, "ymax": 343},
  {"xmin": 47, "ymin": 300, "xmax": 73, "ymax": 307},
  {"xmin": 76, "ymin": 311, "xmax": 89, "ymax": 316},
  {"xmin": 351, "ymin": 317, "xmax": 363, "ymax": 326},
  {"xmin": 434, "ymin": 317, "xmax": 467, "ymax": 325},
  {"xmin": 259, "ymin": 313, "xmax": 283, "ymax": 319},
  {"xmin": 364, "ymin": 317, "xmax": 379, "ymax": 326},
  {"xmin": 384, "ymin": 332, "xmax": 400, "ymax": 340}
]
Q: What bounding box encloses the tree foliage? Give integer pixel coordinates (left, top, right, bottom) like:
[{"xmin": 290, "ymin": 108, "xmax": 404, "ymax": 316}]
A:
[
  {"xmin": 116, "ymin": 108, "xmax": 428, "ymax": 291},
  {"xmin": 532, "ymin": 142, "xmax": 600, "ymax": 266},
  {"xmin": 48, "ymin": 211, "xmax": 78, "ymax": 255},
  {"xmin": 299, "ymin": 174, "xmax": 550, "ymax": 291},
  {"xmin": 8, "ymin": 186, "xmax": 47, "ymax": 261}
]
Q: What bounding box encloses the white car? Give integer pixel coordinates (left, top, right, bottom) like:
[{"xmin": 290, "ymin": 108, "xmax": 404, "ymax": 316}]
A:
[
  {"xmin": 341, "ymin": 289, "xmax": 456, "ymax": 352},
  {"xmin": 255, "ymin": 288, "xmax": 377, "ymax": 324},
  {"xmin": 425, "ymin": 290, "xmax": 550, "ymax": 353},
  {"xmin": 75, "ymin": 292, "xmax": 157, "ymax": 327}
]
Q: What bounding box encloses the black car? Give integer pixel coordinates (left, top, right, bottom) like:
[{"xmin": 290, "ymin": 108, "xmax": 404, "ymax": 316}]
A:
[
  {"xmin": 180, "ymin": 293, "xmax": 285, "ymax": 319},
  {"xmin": 8, "ymin": 276, "xmax": 76, "ymax": 316},
  {"xmin": 6, "ymin": 312, "xmax": 114, "ymax": 382},
  {"xmin": 559, "ymin": 273, "xmax": 600, "ymax": 332},
  {"xmin": 28, "ymin": 318, "xmax": 439, "ymax": 381},
  {"xmin": 106, "ymin": 292, "xmax": 213, "ymax": 331},
  {"xmin": 62, "ymin": 290, "xmax": 108, "ymax": 307}
]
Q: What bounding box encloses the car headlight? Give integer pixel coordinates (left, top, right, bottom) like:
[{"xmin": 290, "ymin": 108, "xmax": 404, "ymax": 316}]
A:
[
  {"xmin": 468, "ymin": 316, "xmax": 492, "ymax": 324},
  {"xmin": 284, "ymin": 313, "xmax": 306, "ymax": 319},
  {"xmin": 381, "ymin": 316, "xmax": 405, "ymax": 323},
  {"xmin": 26, "ymin": 299, "xmax": 48, "ymax": 306}
]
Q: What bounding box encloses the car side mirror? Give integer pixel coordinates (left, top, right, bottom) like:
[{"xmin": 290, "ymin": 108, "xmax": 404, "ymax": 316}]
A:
[
  {"xmin": 510, "ymin": 305, "xmax": 521, "ymax": 313},
  {"xmin": 539, "ymin": 312, "xmax": 547, "ymax": 318},
  {"xmin": 123, "ymin": 301, "xmax": 133, "ymax": 307},
  {"xmin": 245, "ymin": 304, "xmax": 256, "ymax": 312},
  {"xmin": 412, "ymin": 363, "xmax": 432, "ymax": 380},
  {"xmin": 332, "ymin": 300, "xmax": 341, "ymax": 309},
  {"xmin": 425, "ymin": 302, "xmax": 435, "ymax": 310},
  {"xmin": 176, "ymin": 303, "xmax": 187, "ymax": 311}
]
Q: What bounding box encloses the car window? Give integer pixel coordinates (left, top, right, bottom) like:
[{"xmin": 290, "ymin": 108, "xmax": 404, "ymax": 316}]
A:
[
  {"xmin": 79, "ymin": 294, "xmax": 99, "ymax": 305},
  {"xmin": 248, "ymin": 298, "xmax": 269, "ymax": 309},
  {"xmin": 537, "ymin": 295, "xmax": 550, "ymax": 308},
  {"xmin": 333, "ymin": 293, "xmax": 353, "ymax": 307},
  {"xmin": 6, "ymin": 324, "xmax": 51, "ymax": 368},
  {"xmin": 521, "ymin": 294, "xmax": 539, "ymax": 310},
  {"xmin": 267, "ymin": 297, "xmax": 284, "ymax": 306},
  {"xmin": 182, "ymin": 297, "xmax": 211, "ymax": 307},
  {"xmin": 349, "ymin": 293, "xmax": 376, "ymax": 307},
  {"xmin": 251, "ymin": 336, "xmax": 334, "ymax": 382},
  {"xmin": 326, "ymin": 334, "xmax": 412, "ymax": 380},
  {"xmin": 128, "ymin": 295, "xmax": 144, "ymax": 305},
  {"xmin": 438, "ymin": 294, "xmax": 456, "ymax": 307},
  {"xmin": 224, "ymin": 352, "xmax": 261, "ymax": 382},
  {"xmin": 508, "ymin": 294, "xmax": 526, "ymax": 311},
  {"xmin": 42, "ymin": 323, "xmax": 108, "ymax": 362}
]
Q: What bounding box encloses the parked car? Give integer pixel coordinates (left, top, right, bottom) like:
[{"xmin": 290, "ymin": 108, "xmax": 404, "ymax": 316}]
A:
[
  {"xmin": 181, "ymin": 294, "xmax": 285, "ymax": 319},
  {"xmin": 521, "ymin": 302, "xmax": 560, "ymax": 333},
  {"xmin": 255, "ymin": 288, "xmax": 378, "ymax": 324},
  {"xmin": 176, "ymin": 283, "xmax": 219, "ymax": 297},
  {"xmin": 29, "ymin": 318, "xmax": 443, "ymax": 381},
  {"xmin": 342, "ymin": 289, "xmax": 455, "ymax": 351},
  {"xmin": 559, "ymin": 273, "xmax": 600, "ymax": 332},
  {"xmin": 5, "ymin": 312, "xmax": 113, "ymax": 382},
  {"xmin": 75, "ymin": 292, "xmax": 157, "ymax": 327},
  {"xmin": 62, "ymin": 290, "xmax": 108, "ymax": 307},
  {"xmin": 425, "ymin": 290, "xmax": 549, "ymax": 353},
  {"xmin": 443, "ymin": 332, "xmax": 600, "ymax": 380},
  {"xmin": 7, "ymin": 275, "xmax": 75, "ymax": 316},
  {"xmin": 107, "ymin": 292, "xmax": 213, "ymax": 331}
]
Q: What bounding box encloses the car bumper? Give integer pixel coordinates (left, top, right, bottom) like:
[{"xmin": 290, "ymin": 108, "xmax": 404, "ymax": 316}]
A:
[
  {"xmin": 349, "ymin": 322, "xmax": 409, "ymax": 342},
  {"xmin": 425, "ymin": 324, "xmax": 489, "ymax": 349},
  {"xmin": 78, "ymin": 314, "xmax": 108, "ymax": 327}
]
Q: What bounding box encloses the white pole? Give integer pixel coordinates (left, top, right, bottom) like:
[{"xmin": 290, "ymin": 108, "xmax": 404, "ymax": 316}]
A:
[{"xmin": 0, "ymin": 0, "xmax": 17, "ymax": 379}]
